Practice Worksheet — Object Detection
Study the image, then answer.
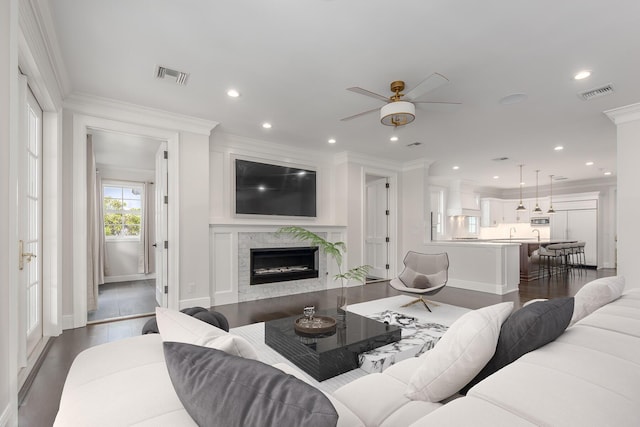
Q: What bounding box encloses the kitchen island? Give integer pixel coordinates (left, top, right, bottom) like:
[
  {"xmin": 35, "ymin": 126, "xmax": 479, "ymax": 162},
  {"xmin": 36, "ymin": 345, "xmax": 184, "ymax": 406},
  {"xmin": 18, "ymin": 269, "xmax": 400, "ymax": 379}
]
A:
[
  {"xmin": 509, "ymin": 240, "xmax": 578, "ymax": 281},
  {"xmin": 420, "ymin": 241, "xmax": 520, "ymax": 295}
]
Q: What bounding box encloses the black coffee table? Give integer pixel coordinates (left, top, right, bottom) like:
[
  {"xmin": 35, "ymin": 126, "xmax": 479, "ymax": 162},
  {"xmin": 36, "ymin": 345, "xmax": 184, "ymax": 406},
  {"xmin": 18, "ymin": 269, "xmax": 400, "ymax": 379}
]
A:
[{"xmin": 265, "ymin": 308, "xmax": 401, "ymax": 381}]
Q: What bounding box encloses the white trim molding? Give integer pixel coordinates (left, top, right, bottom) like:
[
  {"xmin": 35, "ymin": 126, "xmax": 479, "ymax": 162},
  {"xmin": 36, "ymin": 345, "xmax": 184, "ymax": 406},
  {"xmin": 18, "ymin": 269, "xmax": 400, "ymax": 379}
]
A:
[
  {"xmin": 72, "ymin": 113, "xmax": 185, "ymax": 328},
  {"xmin": 65, "ymin": 93, "xmax": 218, "ymax": 136},
  {"xmin": 604, "ymin": 102, "xmax": 640, "ymax": 125}
]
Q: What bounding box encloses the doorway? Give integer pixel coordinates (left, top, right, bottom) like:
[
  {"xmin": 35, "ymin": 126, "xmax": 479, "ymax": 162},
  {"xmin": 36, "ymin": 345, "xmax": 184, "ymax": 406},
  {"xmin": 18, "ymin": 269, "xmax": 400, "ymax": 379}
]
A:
[
  {"xmin": 364, "ymin": 172, "xmax": 396, "ymax": 281},
  {"xmin": 18, "ymin": 82, "xmax": 44, "ymax": 359},
  {"xmin": 86, "ymin": 129, "xmax": 164, "ymax": 322}
]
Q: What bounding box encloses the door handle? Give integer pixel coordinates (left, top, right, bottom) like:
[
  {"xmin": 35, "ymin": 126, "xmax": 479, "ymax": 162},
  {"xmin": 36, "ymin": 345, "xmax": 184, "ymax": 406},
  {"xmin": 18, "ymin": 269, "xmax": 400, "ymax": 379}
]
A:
[
  {"xmin": 152, "ymin": 243, "xmax": 157, "ymax": 247},
  {"xmin": 18, "ymin": 240, "xmax": 37, "ymax": 270}
]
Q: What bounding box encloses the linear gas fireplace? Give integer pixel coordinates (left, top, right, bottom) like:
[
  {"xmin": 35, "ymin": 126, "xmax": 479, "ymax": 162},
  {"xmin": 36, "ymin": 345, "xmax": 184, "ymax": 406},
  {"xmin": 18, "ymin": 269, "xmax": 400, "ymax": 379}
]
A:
[{"xmin": 250, "ymin": 246, "xmax": 319, "ymax": 285}]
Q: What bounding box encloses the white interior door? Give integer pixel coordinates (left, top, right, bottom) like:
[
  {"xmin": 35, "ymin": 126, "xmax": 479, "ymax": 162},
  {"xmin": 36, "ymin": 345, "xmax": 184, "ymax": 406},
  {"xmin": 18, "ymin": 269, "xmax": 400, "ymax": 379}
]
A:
[
  {"xmin": 19, "ymin": 86, "xmax": 43, "ymax": 357},
  {"xmin": 155, "ymin": 142, "xmax": 168, "ymax": 307},
  {"xmin": 365, "ymin": 177, "xmax": 389, "ymax": 279}
]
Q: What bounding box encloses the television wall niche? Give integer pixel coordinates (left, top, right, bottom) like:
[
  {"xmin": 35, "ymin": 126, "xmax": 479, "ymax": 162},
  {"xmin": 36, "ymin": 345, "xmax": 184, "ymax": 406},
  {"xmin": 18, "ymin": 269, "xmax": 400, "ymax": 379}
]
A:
[{"xmin": 235, "ymin": 159, "xmax": 317, "ymax": 217}]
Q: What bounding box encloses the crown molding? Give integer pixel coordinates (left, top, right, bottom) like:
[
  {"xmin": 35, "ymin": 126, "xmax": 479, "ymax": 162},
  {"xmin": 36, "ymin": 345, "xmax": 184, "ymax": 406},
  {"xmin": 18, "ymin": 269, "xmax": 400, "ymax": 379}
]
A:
[
  {"xmin": 402, "ymin": 158, "xmax": 434, "ymax": 172},
  {"xmin": 604, "ymin": 102, "xmax": 640, "ymax": 125},
  {"xmin": 332, "ymin": 150, "xmax": 404, "ymax": 171},
  {"xmin": 64, "ymin": 92, "xmax": 218, "ymax": 135},
  {"xmin": 19, "ymin": 0, "xmax": 66, "ymax": 107},
  {"xmin": 211, "ymin": 131, "xmax": 333, "ymax": 167}
]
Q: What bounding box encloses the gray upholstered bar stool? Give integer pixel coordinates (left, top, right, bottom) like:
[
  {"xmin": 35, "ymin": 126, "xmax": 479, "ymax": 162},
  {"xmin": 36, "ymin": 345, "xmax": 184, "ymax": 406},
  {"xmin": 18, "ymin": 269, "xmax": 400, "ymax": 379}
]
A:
[
  {"xmin": 572, "ymin": 241, "xmax": 587, "ymax": 273},
  {"xmin": 537, "ymin": 244, "xmax": 563, "ymax": 278}
]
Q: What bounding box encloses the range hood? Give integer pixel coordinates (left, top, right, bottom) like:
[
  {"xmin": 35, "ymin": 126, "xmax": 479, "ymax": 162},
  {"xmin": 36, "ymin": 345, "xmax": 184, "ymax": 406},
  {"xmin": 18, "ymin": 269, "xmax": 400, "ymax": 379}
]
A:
[{"xmin": 446, "ymin": 180, "xmax": 481, "ymax": 217}]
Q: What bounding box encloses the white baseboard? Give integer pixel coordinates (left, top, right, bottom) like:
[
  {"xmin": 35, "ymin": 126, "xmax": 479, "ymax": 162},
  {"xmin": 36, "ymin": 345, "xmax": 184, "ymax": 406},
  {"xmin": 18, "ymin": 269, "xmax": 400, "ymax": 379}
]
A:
[
  {"xmin": 0, "ymin": 402, "xmax": 15, "ymax": 427},
  {"xmin": 62, "ymin": 314, "xmax": 75, "ymax": 330},
  {"xmin": 103, "ymin": 273, "xmax": 155, "ymax": 284},
  {"xmin": 179, "ymin": 296, "xmax": 212, "ymax": 310}
]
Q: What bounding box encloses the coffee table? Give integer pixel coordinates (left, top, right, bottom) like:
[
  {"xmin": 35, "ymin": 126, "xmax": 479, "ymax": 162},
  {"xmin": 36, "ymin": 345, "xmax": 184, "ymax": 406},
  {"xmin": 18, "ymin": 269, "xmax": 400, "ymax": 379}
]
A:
[{"xmin": 265, "ymin": 308, "xmax": 401, "ymax": 381}]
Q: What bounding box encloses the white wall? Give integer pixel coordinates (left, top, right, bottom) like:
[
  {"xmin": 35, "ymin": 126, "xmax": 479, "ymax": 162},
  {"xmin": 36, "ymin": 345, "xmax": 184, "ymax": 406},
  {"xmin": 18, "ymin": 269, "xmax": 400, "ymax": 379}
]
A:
[
  {"xmin": 1, "ymin": 1, "xmax": 18, "ymax": 423},
  {"xmin": 607, "ymin": 103, "xmax": 640, "ymax": 289},
  {"xmin": 178, "ymin": 131, "xmax": 211, "ymax": 305},
  {"xmin": 400, "ymin": 162, "xmax": 432, "ymax": 265}
]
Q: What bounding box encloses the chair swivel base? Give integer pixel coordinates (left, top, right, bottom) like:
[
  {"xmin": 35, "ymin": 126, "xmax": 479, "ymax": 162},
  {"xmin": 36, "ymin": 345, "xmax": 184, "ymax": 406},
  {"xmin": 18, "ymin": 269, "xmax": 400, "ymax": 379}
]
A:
[{"xmin": 401, "ymin": 296, "xmax": 440, "ymax": 312}]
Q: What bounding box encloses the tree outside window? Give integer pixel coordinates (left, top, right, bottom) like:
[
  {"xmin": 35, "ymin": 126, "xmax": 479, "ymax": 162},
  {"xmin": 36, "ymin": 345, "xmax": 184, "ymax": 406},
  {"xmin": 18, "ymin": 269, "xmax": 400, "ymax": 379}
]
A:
[{"xmin": 103, "ymin": 185, "xmax": 142, "ymax": 239}]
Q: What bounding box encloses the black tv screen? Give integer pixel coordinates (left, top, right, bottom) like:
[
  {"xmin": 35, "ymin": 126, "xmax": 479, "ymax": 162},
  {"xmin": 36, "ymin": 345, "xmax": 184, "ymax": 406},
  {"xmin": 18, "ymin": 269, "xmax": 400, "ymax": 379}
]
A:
[{"xmin": 235, "ymin": 159, "xmax": 317, "ymax": 217}]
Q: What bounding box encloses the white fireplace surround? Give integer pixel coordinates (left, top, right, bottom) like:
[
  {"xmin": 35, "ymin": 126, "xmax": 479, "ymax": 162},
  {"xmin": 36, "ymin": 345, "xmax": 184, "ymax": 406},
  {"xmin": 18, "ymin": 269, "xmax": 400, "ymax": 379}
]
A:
[{"xmin": 210, "ymin": 225, "xmax": 348, "ymax": 305}]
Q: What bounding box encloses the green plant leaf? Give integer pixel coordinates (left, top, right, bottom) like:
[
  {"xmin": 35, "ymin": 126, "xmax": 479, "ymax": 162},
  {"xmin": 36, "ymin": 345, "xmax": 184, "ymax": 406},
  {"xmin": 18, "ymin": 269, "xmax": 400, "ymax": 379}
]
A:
[
  {"xmin": 277, "ymin": 226, "xmax": 344, "ymax": 266},
  {"xmin": 335, "ymin": 265, "xmax": 371, "ymax": 285}
]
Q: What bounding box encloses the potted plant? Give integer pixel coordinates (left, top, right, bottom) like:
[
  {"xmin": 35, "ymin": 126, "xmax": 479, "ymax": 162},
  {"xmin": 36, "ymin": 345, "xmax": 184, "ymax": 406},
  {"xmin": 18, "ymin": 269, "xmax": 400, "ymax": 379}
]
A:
[{"xmin": 277, "ymin": 226, "xmax": 370, "ymax": 315}]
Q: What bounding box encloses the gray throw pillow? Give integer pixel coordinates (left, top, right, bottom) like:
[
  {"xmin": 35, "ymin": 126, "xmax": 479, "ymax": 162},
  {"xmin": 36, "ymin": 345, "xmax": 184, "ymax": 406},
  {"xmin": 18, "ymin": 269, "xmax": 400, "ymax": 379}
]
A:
[
  {"xmin": 412, "ymin": 274, "xmax": 431, "ymax": 289},
  {"xmin": 163, "ymin": 342, "xmax": 339, "ymax": 427},
  {"xmin": 460, "ymin": 297, "xmax": 574, "ymax": 394}
]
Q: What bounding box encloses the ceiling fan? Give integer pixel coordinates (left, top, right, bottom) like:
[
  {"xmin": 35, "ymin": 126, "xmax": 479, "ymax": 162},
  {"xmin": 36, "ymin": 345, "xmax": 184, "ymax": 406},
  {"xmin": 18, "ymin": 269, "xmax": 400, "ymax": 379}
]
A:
[{"xmin": 341, "ymin": 73, "xmax": 461, "ymax": 127}]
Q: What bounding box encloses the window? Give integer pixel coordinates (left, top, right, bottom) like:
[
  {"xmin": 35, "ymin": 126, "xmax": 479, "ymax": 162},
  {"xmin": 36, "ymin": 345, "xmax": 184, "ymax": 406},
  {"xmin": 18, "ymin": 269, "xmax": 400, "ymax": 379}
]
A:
[
  {"xmin": 103, "ymin": 184, "xmax": 143, "ymax": 240},
  {"xmin": 468, "ymin": 216, "xmax": 478, "ymax": 234}
]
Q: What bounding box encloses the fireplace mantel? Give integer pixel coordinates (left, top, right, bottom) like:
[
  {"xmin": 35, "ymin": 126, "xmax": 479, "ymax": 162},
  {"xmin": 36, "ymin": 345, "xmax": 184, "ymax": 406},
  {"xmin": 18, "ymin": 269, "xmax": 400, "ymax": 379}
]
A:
[{"xmin": 210, "ymin": 224, "xmax": 347, "ymax": 305}]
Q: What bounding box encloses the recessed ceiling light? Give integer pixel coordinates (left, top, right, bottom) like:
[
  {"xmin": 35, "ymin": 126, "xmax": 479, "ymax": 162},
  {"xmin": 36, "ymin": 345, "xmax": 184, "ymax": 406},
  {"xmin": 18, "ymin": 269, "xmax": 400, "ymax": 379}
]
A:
[
  {"xmin": 585, "ymin": 161, "xmax": 594, "ymax": 166},
  {"xmin": 328, "ymin": 138, "xmax": 336, "ymax": 144},
  {"xmin": 390, "ymin": 136, "xmax": 399, "ymax": 142},
  {"xmin": 574, "ymin": 70, "xmax": 592, "ymax": 80},
  {"xmin": 452, "ymin": 166, "xmax": 460, "ymax": 170},
  {"xmin": 493, "ymin": 176, "xmax": 499, "ymax": 179},
  {"xmin": 554, "ymin": 145, "xmax": 564, "ymax": 151},
  {"xmin": 227, "ymin": 89, "xmax": 240, "ymax": 98},
  {"xmin": 604, "ymin": 171, "xmax": 612, "ymax": 176},
  {"xmin": 262, "ymin": 122, "xmax": 272, "ymax": 129}
]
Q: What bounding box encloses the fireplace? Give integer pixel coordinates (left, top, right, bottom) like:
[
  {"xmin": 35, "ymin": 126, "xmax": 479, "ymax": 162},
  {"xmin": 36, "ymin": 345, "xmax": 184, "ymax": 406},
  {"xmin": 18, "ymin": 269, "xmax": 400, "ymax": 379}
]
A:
[{"xmin": 250, "ymin": 246, "xmax": 319, "ymax": 285}]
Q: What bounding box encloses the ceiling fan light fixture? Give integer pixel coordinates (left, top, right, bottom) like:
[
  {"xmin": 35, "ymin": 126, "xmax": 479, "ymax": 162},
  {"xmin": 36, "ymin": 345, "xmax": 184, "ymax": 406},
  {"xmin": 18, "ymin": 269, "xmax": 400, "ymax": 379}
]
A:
[{"xmin": 380, "ymin": 101, "xmax": 415, "ymax": 127}]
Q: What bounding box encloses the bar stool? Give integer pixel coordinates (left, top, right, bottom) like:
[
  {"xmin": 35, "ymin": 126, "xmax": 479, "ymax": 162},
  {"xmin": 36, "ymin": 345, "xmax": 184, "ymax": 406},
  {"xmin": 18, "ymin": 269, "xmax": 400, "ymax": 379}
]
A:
[
  {"xmin": 537, "ymin": 244, "xmax": 563, "ymax": 278},
  {"xmin": 572, "ymin": 241, "xmax": 586, "ymax": 273}
]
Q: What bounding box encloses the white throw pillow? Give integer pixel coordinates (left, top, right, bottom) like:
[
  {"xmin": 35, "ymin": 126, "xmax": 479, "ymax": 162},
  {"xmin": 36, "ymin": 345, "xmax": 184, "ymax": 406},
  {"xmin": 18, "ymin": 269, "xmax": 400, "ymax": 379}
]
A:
[
  {"xmin": 570, "ymin": 276, "xmax": 625, "ymax": 326},
  {"xmin": 405, "ymin": 301, "xmax": 513, "ymax": 402},
  {"xmin": 155, "ymin": 307, "xmax": 258, "ymax": 359}
]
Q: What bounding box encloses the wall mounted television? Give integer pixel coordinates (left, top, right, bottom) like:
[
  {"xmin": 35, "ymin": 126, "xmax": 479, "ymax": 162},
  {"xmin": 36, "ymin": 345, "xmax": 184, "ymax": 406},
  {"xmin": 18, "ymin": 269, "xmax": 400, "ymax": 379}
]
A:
[{"xmin": 235, "ymin": 159, "xmax": 317, "ymax": 217}]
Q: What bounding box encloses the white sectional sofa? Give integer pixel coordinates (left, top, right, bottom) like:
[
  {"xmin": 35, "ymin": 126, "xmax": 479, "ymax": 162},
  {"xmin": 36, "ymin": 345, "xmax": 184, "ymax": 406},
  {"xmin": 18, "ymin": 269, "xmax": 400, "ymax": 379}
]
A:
[{"xmin": 55, "ymin": 284, "xmax": 640, "ymax": 427}]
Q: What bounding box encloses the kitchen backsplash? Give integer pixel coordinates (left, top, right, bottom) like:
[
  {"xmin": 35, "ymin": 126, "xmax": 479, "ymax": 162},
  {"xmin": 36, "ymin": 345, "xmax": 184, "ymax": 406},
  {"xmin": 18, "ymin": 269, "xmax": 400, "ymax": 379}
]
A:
[{"xmin": 479, "ymin": 223, "xmax": 550, "ymax": 240}]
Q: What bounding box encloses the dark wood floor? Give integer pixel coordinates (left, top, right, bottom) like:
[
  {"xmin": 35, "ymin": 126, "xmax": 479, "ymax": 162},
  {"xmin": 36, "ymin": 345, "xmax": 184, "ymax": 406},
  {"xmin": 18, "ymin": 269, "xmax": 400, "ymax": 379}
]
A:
[{"xmin": 18, "ymin": 268, "xmax": 616, "ymax": 426}]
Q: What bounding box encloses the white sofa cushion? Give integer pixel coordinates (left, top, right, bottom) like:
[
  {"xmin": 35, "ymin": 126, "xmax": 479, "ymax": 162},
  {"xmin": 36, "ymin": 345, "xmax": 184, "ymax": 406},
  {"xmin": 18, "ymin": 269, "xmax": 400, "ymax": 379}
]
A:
[
  {"xmin": 405, "ymin": 302, "xmax": 513, "ymax": 402},
  {"xmin": 570, "ymin": 275, "xmax": 625, "ymax": 325},
  {"xmin": 54, "ymin": 334, "xmax": 196, "ymax": 427},
  {"xmin": 334, "ymin": 372, "xmax": 441, "ymax": 427},
  {"xmin": 156, "ymin": 307, "xmax": 258, "ymax": 359}
]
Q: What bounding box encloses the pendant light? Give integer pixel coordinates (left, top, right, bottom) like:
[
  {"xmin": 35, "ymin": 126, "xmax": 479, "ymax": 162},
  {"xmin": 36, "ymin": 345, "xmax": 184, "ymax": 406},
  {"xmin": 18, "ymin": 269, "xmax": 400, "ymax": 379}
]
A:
[
  {"xmin": 516, "ymin": 164, "xmax": 526, "ymax": 211},
  {"xmin": 547, "ymin": 174, "xmax": 556, "ymax": 214},
  {"xmin": 533, "ymin": 170, "xmax": 543, "ymax": 214}
]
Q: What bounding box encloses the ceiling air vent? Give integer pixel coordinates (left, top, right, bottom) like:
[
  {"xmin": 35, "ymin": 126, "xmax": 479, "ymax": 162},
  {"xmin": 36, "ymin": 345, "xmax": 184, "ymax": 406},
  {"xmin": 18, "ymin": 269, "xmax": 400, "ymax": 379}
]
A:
[
  {"xmin": 578, "ymin": 84, "xmax": 614, "ymax": 101},
  {"xmin": 155, "ymin": 65, "xmax": 189, "ymax": 86}
]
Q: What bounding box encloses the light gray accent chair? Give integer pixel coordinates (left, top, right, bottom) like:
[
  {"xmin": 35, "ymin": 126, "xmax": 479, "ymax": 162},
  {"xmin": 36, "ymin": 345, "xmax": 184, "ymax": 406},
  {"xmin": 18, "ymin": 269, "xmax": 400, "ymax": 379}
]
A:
[{"xmin": 389, "ymin": 251, "xmax": 449, "ymax": 311}]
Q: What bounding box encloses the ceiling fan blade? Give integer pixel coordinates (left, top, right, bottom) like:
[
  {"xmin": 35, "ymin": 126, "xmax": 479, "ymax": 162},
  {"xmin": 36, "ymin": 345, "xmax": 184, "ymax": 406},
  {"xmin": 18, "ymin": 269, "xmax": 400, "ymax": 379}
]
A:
[
  {"xmin": 340, "ymin": 107, "xmax": 380, "ymax": 122},
  {"xmin": 414, "ymin": 101, "xmax": 461, "ymax": 113},
  {"xmin": 404, "ymin": 73, "xmax": 450, "ymax": 101},
  {"xmin": 346, "ymin": 87, "xmax": 389, "ymax": 102}
]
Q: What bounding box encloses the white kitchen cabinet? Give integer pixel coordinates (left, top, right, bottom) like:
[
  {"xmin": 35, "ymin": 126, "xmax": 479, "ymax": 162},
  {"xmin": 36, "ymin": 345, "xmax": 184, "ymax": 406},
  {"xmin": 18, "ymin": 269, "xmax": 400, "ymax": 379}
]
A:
[
  {"xmin": 481, "ymin": 198, "xmax": 503, "ymax": 227},
  {"xmin": 551, "ymin": 209, "xmax": 598, "ymax": 266},
  {"xmin": 502, "ymin": 200, "xmax": 530, "ymax": 224}
]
